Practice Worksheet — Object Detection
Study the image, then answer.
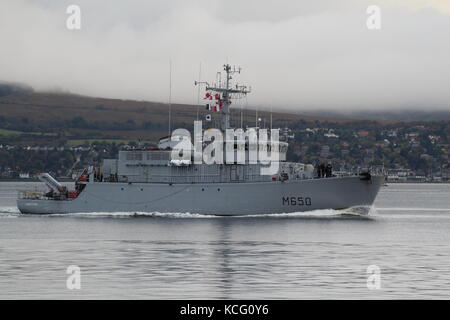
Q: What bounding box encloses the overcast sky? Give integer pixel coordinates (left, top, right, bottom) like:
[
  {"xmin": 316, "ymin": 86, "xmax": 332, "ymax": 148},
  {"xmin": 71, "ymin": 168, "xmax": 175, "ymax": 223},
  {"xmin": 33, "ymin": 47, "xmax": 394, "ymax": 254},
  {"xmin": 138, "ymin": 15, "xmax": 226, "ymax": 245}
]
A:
[{"xmin": 1, "ymin": 0, "xmax": 449, "ymax": 111}]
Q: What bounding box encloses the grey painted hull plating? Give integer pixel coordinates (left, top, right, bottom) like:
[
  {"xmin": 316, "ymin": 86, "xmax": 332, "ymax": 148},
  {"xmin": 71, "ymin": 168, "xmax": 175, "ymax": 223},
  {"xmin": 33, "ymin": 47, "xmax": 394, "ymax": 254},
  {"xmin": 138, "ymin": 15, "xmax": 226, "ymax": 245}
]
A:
[{"xmin": 17, "ymin": 175, "xmax": 383, "ymax": 215}]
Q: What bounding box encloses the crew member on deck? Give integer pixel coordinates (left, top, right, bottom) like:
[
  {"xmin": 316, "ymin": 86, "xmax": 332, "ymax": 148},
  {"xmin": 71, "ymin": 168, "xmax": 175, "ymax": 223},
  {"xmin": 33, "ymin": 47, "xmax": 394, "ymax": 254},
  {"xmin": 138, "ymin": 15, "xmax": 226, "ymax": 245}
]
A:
[{"xmin": 326, "ymin": 163, "xmax": 333, "ymax": 177}]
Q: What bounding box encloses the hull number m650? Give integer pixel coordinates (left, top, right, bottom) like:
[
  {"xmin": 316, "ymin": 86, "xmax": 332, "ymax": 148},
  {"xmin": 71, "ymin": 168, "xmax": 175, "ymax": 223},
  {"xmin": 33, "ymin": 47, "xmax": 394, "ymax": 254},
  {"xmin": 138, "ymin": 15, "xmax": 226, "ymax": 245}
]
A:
[{"xmin": 282, "ymin": 197, "xmax": 312, "ymax": 206}]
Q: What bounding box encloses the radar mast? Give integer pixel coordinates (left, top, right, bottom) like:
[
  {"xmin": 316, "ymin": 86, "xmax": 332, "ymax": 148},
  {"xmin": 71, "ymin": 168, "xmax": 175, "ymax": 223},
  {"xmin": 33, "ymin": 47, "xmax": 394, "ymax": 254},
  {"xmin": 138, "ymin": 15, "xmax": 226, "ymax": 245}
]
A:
[{"xmin": 195, "ymin": 64, "xmax": 251, "ymax": 131}]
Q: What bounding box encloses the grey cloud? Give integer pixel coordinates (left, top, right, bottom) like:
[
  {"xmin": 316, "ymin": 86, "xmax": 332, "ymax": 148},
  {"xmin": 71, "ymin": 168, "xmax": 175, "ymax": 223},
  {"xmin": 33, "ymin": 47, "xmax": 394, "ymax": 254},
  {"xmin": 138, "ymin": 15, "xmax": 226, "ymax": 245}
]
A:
[{"xmin": 0, "ymin": 0, "xmax": 449, "ymax": 111}]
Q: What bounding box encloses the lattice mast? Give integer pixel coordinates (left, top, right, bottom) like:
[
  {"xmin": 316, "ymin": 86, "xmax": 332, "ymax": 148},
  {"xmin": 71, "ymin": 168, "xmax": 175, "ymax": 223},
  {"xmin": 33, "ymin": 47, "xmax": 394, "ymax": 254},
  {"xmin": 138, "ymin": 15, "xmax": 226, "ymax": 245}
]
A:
[{"xmin": 196, "ymin": 64, "xmax": 251, "ymax": 131}]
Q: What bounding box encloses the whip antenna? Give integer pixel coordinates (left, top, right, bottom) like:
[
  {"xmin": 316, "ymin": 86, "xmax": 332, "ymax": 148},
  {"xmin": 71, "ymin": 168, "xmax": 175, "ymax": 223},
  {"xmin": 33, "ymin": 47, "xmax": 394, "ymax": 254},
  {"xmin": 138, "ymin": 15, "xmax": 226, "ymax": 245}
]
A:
[
  {"xmin": 196, "ymin": 62, "xmax": 202, "ymax": 121},
  {"xmin": 168, "ymin": 59, "xmax": 172, "ymax": 136}
]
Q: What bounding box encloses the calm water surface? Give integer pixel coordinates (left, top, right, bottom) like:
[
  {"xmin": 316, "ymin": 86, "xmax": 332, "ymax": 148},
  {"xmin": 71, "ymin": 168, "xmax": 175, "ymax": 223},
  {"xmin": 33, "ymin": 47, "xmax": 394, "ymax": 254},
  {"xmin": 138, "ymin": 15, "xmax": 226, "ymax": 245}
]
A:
[{"xmin": 0, "ymin": 182, "xmax": 449, "ymax": 299}]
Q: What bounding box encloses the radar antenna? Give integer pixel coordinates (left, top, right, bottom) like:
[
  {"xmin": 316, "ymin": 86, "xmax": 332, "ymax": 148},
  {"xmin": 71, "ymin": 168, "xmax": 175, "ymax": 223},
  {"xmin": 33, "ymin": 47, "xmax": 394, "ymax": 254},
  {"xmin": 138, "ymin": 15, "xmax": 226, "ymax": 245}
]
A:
[{"xmin": 195, "ymin": 64, "xmax": 251, "ymax": 131}]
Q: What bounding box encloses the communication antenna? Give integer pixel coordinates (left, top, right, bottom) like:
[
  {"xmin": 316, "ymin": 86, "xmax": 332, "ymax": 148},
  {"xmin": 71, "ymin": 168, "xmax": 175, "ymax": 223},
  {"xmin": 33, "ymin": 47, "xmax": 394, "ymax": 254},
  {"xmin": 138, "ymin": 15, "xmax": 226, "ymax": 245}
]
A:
[
  {"xmin": 168, "ymin": 59, "xmax": 172, "ymax": 136},
  {"xmin": 240, "ymin": 97, "xmax": 244, "ymax": 129},
  {"xmin": 244, "ymin": 95, "xmax": 249, "ymax": 129},
  {"xmin": 196, "ymin": 62, "xmax": 202, "ymax": 121},
  {"xmin": 270, "ymin": 105, "xmax": 273, "ymax": 130}
]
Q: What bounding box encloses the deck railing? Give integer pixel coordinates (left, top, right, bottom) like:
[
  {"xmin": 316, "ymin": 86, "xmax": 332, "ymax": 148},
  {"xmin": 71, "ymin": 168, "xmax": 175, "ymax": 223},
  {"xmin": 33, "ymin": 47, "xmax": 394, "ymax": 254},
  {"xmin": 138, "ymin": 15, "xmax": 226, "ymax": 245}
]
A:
[{"xmin": 18, "ymin": 190, "xmax": 48, "ymax": 200}]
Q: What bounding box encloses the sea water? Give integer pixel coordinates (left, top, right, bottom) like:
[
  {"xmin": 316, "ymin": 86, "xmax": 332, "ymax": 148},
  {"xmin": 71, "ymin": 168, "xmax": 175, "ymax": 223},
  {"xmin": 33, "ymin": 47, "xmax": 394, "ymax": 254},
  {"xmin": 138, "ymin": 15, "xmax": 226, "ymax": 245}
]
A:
[{"xmin": 0, "ymin": 182, "xmax": 449, "ymax": 299}]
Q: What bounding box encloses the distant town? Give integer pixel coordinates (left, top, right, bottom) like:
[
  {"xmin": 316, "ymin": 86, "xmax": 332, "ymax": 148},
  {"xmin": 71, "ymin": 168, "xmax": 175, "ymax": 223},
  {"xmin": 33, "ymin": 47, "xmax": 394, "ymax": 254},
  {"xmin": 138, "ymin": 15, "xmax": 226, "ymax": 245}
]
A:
[
  {"xmin": 1, "ymin": 121, "xmax": 448, "ymax": 183},
  {"xmin": 287, "ymin": 122, "xmax": 449, "ymax": 183}
]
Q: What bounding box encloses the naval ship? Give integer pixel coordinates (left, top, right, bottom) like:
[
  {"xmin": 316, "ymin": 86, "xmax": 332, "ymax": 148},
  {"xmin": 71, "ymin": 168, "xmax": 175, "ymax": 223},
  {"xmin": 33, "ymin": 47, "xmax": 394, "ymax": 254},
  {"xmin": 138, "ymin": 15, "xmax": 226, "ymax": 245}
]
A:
[{"xmin": 17, "ymin": 64, "xmax": 383, "ymax": 215}]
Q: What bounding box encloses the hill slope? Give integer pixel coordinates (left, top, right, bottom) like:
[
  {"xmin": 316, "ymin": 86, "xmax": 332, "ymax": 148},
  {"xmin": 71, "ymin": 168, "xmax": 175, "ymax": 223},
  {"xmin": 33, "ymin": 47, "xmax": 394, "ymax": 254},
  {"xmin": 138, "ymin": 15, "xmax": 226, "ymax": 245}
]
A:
[{"xmin": 0, "ymin": 90, "xmax": 381, "ymax": 143}]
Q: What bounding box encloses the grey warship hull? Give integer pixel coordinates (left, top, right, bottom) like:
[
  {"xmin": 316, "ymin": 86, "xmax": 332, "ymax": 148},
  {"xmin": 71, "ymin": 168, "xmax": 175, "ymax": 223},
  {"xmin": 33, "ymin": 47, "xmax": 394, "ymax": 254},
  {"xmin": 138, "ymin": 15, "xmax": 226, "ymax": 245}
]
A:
[{"xmin": 17, "ymin": 175, "xmax": 383, "ymax": 215}]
